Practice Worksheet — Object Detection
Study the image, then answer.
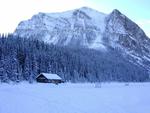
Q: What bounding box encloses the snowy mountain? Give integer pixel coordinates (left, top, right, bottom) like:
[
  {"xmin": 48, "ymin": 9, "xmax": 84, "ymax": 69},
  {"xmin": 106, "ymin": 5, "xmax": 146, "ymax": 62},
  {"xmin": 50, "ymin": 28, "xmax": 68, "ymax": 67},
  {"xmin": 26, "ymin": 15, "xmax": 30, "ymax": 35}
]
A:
[
  {"xmin": 14, "ymin": 7, "xmax": 107, "ymax": 49},
  {"xmin": 14, "ymin": 7, "xmax": 150, "ymax": 72}
]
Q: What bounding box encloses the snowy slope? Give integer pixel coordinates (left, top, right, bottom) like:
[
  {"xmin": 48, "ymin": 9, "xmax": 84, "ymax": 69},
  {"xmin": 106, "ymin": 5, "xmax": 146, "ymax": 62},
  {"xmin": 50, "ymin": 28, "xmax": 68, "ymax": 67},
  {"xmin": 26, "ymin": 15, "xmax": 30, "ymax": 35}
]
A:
[
  {"xmin": 14, "ymin": 7, "xmax": 107, "ymax": 50},
  {"xmin": 14, "ymin": 7, "xmax": 150, "ymax": 72},
  {"xmin": 14, "ymin": 7, "xmax": 150, "ymax": 50},
  {"xmin": 0, "ymin": 83, "xmax": 150, "ymax": 113}
]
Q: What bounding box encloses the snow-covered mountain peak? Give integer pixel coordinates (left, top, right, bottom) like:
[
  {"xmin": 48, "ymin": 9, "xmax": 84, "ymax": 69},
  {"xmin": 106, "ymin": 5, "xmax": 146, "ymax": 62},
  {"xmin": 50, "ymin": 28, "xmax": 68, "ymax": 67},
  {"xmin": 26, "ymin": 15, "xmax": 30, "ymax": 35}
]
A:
[
  {"xmin": 111, "ymin": 9, "xmax": 122, "ymax": 15},
  {"xmin": 14, "ymin": 7, "xmax": 150, "ymax": 53},
  {"xmin": 76, "ymin": 6, "xmax": 106, "ymax": 16},
  {"xmin": 14, "ymin": 7, "xmax": 150, "ymax": 71},
  {"xmin": 14, "ymin": 7, "xmax": 108, "ymax": 50}
]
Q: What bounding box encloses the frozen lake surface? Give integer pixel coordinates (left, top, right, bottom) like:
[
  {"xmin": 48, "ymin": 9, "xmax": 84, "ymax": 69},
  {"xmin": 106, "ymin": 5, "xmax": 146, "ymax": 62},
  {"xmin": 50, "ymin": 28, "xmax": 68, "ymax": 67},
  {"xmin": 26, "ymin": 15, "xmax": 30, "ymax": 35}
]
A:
[{"xmin": 0, "ymin": 82, "xmax": 150, "ymax": 113}]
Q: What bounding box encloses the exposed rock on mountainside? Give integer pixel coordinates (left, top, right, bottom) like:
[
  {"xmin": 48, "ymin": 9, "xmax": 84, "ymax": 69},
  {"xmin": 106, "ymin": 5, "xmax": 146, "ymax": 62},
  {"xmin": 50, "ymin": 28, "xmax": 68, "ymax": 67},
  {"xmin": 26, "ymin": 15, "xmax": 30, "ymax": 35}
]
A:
[{"xmin": 14, "ymin": 7, "xmax": 150, "ymax": 72}]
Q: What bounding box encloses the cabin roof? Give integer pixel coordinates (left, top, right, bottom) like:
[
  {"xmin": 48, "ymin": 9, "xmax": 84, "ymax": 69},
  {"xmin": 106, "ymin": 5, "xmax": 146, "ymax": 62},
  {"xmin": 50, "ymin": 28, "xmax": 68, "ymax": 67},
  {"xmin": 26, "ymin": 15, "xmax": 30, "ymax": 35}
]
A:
[{"xmin": 37, "ymin": 73, "xmax": 62, "ymax": 80}]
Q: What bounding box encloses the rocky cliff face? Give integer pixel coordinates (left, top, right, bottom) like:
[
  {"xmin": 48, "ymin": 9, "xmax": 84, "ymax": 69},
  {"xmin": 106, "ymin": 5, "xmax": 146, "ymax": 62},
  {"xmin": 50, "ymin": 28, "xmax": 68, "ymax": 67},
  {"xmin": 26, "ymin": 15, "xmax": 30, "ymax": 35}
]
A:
[
  {"xmin": 104, "ymin": 9, "xmax": 150, "ymax": 71},
  {"xmin": 14, "ymin": 7, "xmax": 150, "ymax": 72}
]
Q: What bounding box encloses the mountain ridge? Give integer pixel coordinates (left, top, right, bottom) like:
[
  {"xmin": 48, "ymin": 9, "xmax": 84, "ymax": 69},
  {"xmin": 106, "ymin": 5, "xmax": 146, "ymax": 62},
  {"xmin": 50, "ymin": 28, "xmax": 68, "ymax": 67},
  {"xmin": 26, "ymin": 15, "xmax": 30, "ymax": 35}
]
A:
[{"xmin": 14, "ymin": 7, "xmax": 150, "ymax": 73}]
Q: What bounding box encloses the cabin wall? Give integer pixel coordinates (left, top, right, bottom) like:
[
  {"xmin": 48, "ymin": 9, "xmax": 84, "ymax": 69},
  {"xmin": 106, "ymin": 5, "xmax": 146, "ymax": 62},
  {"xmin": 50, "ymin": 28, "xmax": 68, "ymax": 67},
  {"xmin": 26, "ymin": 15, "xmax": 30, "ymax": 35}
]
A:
[
  {"xmin": 48, "ymin": 79, "xmax": 62, "ymax": 84},
  {"xmin": 36, "ymin": 78, "xmax": 48, "ymax": 83},
  {"xmin": 36, "ymin": 78, "xmax": 63, "ymax": 84}
]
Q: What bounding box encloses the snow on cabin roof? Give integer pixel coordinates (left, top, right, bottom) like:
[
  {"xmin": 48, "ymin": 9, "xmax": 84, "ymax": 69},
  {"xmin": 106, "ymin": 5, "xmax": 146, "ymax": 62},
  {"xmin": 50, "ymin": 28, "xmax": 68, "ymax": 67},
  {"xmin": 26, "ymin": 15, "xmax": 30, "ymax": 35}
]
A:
[{"xmin": 38, "ymin": 73, "xmax": 62, "ymax": 80}]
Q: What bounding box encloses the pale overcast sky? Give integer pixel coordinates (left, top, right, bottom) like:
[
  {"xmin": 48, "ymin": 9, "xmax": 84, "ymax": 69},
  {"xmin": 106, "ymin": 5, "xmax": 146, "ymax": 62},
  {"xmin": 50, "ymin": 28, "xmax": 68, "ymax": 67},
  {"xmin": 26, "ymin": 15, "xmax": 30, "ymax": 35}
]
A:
[{"xmin": 0, "ymin": 0, "xmax": 149, "ymax": 37}]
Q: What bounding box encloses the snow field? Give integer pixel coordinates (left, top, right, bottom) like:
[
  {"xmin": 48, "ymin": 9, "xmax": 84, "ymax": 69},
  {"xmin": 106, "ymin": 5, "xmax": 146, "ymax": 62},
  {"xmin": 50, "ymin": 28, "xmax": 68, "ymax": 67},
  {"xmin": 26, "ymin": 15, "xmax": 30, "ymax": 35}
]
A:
[{"xmin": 0, "ymin": 82, "xmax": 150, "ymax": 113}]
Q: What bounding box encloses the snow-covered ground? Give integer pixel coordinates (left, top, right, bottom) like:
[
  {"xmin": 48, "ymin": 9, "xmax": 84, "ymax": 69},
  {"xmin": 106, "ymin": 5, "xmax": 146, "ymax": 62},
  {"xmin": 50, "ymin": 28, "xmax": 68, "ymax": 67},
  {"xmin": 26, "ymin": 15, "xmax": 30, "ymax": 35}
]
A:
[{"xmin": 0, "ymin": 82, "xmax": 150, "ymax": 113}]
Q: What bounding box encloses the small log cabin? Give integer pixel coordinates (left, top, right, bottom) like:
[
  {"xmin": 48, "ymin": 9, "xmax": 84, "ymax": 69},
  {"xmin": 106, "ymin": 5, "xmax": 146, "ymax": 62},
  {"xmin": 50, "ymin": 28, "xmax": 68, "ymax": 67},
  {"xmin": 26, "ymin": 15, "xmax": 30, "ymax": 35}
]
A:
[{"xmin": 36, "ymin": 73, "xmax": 64, "ymax": 84}]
